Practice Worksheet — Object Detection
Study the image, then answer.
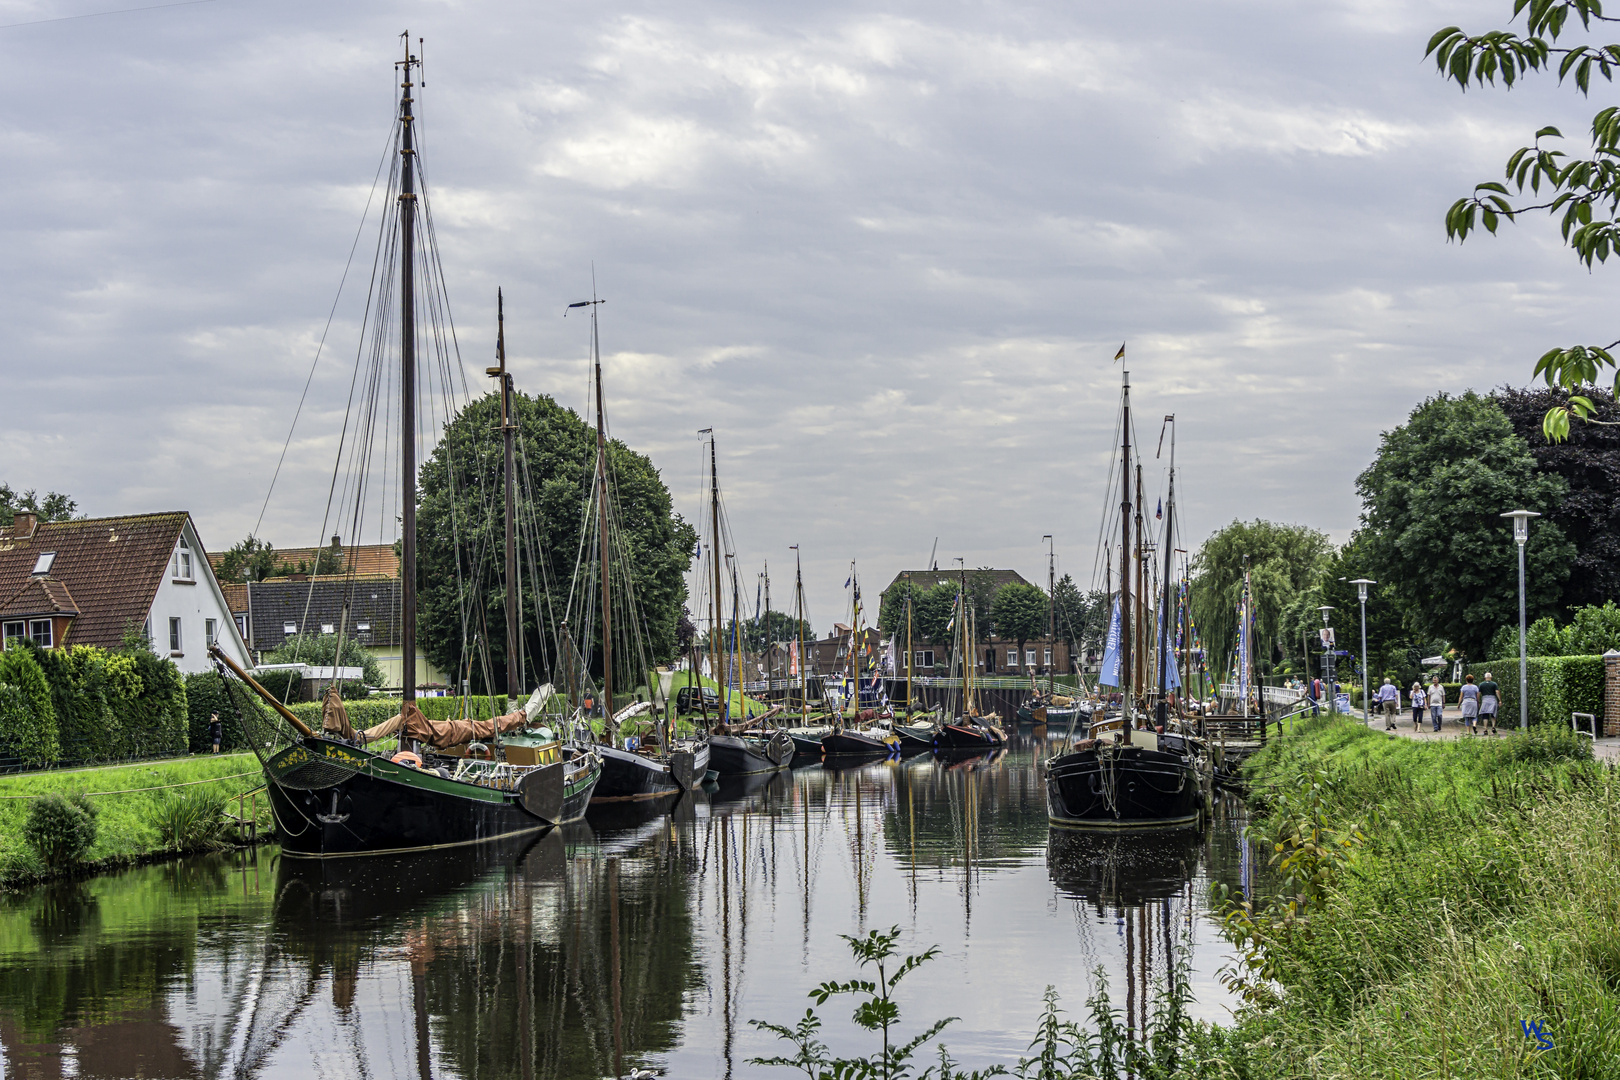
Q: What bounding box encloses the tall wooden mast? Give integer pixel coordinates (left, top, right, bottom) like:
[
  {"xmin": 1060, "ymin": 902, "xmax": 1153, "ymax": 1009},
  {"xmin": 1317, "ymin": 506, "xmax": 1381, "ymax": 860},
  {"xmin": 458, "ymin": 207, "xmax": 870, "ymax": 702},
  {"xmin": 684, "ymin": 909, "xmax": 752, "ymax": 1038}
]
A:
[
  {"xmin": 591, "ymin": 295, "xmax": 614, "ymax": 724},
  {"xmin": 494, "ymin": 289, "xmax": 520, "ymax": 702},
  {"xmin": 399, "ymin": 38, "xmax": 420, "ymax": 706},
  {"xmin": 1157, "ymin": 417, "xmax": 1176, "ymax": 726},
  {"xmin": 792, "ymin": 545, "xmax": 807, "ymax": 723},
  {"xmin": 1119, "ymin": 371, "xmax": 1133, "ymax": 743},
  {"xmin": 707, "ymin": 432, "xmax": 724, "ymax": 708}
]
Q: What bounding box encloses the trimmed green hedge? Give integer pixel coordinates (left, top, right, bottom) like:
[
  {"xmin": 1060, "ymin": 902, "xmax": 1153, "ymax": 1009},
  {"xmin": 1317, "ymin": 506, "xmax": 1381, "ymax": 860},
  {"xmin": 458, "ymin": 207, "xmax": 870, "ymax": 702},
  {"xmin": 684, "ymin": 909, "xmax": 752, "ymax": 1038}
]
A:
[
  {"xmin": 0, "ymin": 643, "xmax": 58, "ymax": 767},
  {"xmin": 1485, "ymin": 654, "xmax": 1605, "ymax": 726}
]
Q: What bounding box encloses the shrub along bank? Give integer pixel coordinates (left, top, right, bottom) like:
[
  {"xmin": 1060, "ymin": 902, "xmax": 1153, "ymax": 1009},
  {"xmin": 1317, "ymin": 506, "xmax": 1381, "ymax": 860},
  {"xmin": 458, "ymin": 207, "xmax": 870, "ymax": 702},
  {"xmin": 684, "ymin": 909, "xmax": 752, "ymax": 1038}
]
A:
[
  {"xmin": 1214, "ymin": 718, "xmax": 1619, "ymax": 1078},
  {"xmin": 0, "ymin": 753, "xmax": 266, "ymax": 888}
]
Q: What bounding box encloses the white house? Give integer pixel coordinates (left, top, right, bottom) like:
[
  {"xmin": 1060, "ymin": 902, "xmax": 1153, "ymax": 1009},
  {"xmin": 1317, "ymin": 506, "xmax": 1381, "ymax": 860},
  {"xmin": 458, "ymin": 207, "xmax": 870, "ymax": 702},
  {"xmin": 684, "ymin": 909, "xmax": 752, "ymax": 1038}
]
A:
[{"xmin": 0, "ymin": 510, "xmax": 250, "ymax": 674}]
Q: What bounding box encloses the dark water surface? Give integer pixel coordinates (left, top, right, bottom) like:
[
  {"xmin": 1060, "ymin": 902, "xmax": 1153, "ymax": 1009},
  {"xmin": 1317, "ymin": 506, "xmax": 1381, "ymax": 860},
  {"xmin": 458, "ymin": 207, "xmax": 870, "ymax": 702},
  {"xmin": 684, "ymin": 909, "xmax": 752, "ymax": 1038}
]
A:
[{"xmin": 0, "ymin": 735, "xmax": 1261, "ymax": 1078}]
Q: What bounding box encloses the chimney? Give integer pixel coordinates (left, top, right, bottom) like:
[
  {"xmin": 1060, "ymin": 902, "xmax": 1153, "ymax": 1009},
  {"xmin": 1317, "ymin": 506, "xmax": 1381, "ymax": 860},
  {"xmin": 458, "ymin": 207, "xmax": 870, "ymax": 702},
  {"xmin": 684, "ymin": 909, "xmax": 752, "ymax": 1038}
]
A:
[{"xmin": 12, "ymin": 512, "xmax": 37, "ymax": 539}]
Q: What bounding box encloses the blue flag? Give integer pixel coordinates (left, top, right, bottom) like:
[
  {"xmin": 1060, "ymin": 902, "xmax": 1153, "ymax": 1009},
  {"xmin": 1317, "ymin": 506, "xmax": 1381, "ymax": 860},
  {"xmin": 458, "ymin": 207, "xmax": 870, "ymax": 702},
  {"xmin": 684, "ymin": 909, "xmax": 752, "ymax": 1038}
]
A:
[
  {"xmin": 1098, "ymin": 597, "xmax": 1122, "ymax": 687},
  {"xmin": 1155, "ymin": 606, "xmax": 1181, "ymax": 690}
]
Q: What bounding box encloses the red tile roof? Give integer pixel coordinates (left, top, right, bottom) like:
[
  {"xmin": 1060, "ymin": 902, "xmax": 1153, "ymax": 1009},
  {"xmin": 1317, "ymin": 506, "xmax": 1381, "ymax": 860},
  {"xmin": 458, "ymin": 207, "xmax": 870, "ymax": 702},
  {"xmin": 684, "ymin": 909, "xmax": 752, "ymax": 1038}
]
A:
[
  {"xmin": 220, "ymin": 582, "xmax": 248, "ymax": 614},
  {"xmin": 0, "ymin": 513, "xmax": 187, "ymax": 648},
  {"xmin": 206, "ymin": 542, "xmax": 398, "ymax": 581},
  {"xmin": 0, "ymin": 576, "xmax": 81, "ymax": 619}
]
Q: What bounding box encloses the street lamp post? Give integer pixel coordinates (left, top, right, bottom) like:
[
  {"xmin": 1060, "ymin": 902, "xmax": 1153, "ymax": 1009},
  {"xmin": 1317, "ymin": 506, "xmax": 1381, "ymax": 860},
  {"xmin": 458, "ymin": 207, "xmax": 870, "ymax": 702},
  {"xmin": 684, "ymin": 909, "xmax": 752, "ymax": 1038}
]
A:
[
  {"xmin": 1350, "ymin": 579, "xmax": 1376, "ymax": 723},
  {"xmin": 1319, "ymin": 605, "xmax": 1336, "ymax": 718},
  {"xmin": 1501, "ymin": 510, "xmax": 1540, "ymax": 732}
]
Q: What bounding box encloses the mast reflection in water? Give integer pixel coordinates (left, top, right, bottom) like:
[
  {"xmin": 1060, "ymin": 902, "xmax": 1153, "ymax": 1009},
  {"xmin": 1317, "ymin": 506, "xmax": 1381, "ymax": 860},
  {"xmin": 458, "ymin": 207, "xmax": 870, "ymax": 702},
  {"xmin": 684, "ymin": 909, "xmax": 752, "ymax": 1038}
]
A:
[{"xmin": 0, "ymin": 736, "xmax": 1262, "ymax": 1078}]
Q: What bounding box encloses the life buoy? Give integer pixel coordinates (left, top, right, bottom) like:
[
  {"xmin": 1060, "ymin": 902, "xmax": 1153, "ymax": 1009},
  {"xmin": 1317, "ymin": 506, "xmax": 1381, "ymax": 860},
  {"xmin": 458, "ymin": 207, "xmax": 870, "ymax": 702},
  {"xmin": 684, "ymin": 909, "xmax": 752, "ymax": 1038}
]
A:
[
  {"xmin": 466, "ymin": 742, "xmax": 492, "ymax": 760},
  {"xmin": 391, "ymin": 751, "xmax": 424, "ymax": 769}
]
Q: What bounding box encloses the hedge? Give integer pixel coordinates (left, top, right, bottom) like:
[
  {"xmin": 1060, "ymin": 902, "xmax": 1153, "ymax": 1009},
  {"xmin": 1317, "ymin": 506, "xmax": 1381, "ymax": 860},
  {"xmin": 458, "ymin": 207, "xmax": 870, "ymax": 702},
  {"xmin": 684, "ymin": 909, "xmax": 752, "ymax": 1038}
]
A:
[
  {"xmin": 183, "ymin": 671, "xmax": 256, "ymax": 753},
  {"xmin": 0, "ymin": 643, "xmax": 58, "ymax": 767},
  {"xmin": 16, "ymin": 642, "xmax": 186, "ymax": 765},
  {"xmin": 1485, "ymin": 654, "xmax": 1605, "ymax": 726}
]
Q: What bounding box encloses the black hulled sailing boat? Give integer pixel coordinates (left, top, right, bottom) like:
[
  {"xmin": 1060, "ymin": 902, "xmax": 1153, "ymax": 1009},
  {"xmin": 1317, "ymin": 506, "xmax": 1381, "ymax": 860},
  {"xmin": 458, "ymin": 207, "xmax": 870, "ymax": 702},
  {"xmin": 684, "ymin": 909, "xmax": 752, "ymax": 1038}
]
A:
[
  {"xmin": 211, "ymin": 42, "xmax": 600, "ymax": 857},
  {"xmin": 1044, "ymin": 365, "xmax": 1203, "ymax": 828},
  {"xmin": 572, "ymin": 293, "xmax": 709, "ymax": 802},
  {"xmin": 820, "ymin": 564, "xmax": 901, "ymax": 757},
  {"xmin": 935, "ymin": 564, "xmax": 1007, "ymax": 751}
]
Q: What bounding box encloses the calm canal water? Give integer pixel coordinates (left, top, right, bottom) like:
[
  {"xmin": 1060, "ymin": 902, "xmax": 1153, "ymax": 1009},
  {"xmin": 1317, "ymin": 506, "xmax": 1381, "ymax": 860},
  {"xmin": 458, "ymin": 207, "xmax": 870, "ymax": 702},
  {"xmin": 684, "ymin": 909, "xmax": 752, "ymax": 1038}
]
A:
[{"xmin": 0, "ymin": 734, "xmax": 1261, "ymax": 1079}]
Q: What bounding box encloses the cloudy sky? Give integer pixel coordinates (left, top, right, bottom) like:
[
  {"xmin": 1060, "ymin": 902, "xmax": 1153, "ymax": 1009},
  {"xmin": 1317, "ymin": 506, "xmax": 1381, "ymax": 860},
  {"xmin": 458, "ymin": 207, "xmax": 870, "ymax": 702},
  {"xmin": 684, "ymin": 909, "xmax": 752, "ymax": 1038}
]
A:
[{"xmin": 0, "ymin": 0, "xmax": 1609, "ymax": 625}]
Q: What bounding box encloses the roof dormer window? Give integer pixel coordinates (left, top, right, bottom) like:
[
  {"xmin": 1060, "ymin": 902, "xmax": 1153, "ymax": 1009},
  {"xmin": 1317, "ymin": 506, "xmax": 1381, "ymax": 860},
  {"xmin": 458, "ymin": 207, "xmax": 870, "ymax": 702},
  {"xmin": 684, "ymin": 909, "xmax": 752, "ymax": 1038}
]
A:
[{"xmin": 30, "ymin": 552, "xmax": 56, "ymax": 576}]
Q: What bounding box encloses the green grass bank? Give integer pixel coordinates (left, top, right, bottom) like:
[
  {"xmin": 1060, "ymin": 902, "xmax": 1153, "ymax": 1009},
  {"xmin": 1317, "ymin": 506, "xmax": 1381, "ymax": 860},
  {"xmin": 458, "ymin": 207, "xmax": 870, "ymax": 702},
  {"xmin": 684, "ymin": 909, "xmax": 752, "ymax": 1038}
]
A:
[
  {"xmin": 0, "ymin": 754, "xmax": 267, "ymax": 889},
  {"xmin": 1215, "ymin": 718, "xmax": 1620, "ymax": 1079}
]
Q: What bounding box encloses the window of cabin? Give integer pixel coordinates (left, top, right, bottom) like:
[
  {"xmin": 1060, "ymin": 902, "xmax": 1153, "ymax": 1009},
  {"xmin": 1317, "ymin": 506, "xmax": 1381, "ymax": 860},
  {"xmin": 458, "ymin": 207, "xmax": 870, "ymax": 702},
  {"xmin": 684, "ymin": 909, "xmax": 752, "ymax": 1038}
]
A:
[
  {"xmin": 29, "ymin": 620, "xmax": 52, "ymax": 647},
  {"xmin": 205, "ymin": 618, "xmax": 217, "ymax": 645},
  {"xmin": 169, "ymin": 617, "xmax": 182, "ymax": 653},
  {"xmin": 2, "ymin": 621, "xmax": 24, "ymax": 643}
]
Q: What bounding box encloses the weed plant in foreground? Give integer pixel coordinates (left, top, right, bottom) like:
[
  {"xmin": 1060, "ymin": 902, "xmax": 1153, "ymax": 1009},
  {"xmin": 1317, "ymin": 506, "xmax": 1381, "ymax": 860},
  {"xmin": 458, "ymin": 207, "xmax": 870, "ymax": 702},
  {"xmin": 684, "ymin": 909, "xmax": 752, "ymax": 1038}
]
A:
[{"xmin": 1219, "ymin": 719, "xmax": 1620, "ymax": 1078}]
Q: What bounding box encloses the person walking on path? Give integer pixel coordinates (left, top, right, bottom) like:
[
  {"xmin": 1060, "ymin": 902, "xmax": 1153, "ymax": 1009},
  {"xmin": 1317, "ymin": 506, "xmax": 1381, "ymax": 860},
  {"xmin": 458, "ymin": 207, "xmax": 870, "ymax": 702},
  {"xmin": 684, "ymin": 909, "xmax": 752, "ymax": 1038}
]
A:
[
  {"xmin": 1310, "ymin": 676, "xmax": 1322, "ymax": 717},
  {"xmin": 1478, "ymin": 672, "xmax": 1500, "ymax": 736},
  {"xmin": 1410, "ymin": 682, "xmax": 1426, "ymax": 731},
  {"xmin": 1459, "ymin": 675, "xmax": 1480, "ymax": 735},
  {"xmin": 1377, "ymin": 677, "xmax": 1401, "ymax": 730},
  {"xmin": 1428, "ymin": 676, "xmax": 1445, "ymax": 732},
  {"xmin": 208, "ymin": 711, "xmax": 223, "ymax": 754}
]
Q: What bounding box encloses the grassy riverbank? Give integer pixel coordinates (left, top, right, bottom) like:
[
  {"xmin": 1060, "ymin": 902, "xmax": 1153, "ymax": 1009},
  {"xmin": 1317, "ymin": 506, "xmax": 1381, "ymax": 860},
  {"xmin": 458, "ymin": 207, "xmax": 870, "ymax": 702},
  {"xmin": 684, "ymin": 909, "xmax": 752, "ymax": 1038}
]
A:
[
  {"xmin": 1220, "ymin": 718, "xmax": 1620, "ymax": 1078},
  {"xmin": 0, "ymin": 754, "xmax": 266, "ymax": 888}
]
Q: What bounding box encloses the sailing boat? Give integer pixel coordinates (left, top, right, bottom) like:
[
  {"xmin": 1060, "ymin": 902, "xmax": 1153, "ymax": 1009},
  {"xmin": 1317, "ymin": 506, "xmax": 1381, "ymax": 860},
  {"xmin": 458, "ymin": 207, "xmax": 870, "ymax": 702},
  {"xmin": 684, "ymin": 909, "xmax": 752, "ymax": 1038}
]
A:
[
  {"xmin": 701, "ymin": 435, "xmax": 794, "ymax": 775},
  {"xmin": 821, "ymin": 563, "xmax": 901, "ymax": 756},
  {"xmin": 935, "ymin": 566, "xmax": 1007, "ymax": 751},
  {"xmin": 209, "ymin": 42, "xmax": 601, "ymax": 857},
  {"xmin": 889, "ymin": 574, "xmax": 944, "ymax": 748},
  {"xmin": 1044, "ymin": 366, "xmax": 1204, "ymax": 828},
  {"xmin": 781, "ymin": 545, "xmax": 836, "ymax": 754},
  {"xmin": 570, "ymin": 292, "xmax": 710, "ymax": 801}
]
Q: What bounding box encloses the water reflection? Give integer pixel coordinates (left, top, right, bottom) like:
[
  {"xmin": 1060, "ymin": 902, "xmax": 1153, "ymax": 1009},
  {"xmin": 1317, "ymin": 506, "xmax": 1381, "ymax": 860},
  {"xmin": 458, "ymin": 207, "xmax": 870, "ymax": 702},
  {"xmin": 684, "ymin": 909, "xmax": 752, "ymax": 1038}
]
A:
[{"xmin": 0, "ymin": 736, "xmax": 1262, "ymax": 1078}]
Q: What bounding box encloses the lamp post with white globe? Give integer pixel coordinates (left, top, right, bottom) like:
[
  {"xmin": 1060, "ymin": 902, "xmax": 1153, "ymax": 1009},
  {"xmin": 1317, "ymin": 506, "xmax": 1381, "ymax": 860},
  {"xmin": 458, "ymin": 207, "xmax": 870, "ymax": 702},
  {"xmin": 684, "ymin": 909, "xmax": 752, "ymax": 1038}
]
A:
[
  {"xmin": 1500, "ymin": 510, "xmax": 1540, "ymax": 732},
  {"xmin": 1350, "ymin": 579, "xmax": 1376, "ymax": 723}
]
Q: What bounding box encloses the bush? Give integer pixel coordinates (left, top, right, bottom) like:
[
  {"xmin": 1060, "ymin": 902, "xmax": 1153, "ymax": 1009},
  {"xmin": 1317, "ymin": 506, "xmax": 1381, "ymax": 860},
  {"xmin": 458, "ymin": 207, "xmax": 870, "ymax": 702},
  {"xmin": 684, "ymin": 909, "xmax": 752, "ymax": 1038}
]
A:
[
  {"xmin": 152, "ymin": 790, "xmax": 229, "ymax": 852},
  {"xmin": 23, "ymin": 792, "xmax": 98, "ymax": 870},
  {"xmin": 0, "ymin": 642, "xmax": 58, "ymax": 767}
]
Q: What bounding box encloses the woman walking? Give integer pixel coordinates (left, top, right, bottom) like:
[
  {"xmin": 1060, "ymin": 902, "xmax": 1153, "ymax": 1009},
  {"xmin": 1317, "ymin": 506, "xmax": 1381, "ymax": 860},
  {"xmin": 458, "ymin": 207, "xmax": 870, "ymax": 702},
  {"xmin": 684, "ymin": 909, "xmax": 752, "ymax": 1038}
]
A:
[
  {"xmin": 1478, "ymin": 672, "xmax": 1500, "ymax": 736},
  {"xmin": 1428, "ymin": 676, "xmax": 1445, "ymax": 732},
  {"xmin": 1459, "ymin": 674, "xmax": 1480, "ymax": 735},
  {"xmin": 1410, "ymin": 682, "xmax": 1426, "ymax": 731}
]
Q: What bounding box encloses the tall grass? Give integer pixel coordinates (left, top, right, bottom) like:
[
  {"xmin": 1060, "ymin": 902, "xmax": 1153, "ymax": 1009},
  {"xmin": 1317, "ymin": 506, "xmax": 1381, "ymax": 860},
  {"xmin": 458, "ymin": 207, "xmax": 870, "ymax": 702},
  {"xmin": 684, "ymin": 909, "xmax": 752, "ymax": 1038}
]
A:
[{"xmin": 1220, "ymin": 719, "xmax": 1620, "ymax": 1078}]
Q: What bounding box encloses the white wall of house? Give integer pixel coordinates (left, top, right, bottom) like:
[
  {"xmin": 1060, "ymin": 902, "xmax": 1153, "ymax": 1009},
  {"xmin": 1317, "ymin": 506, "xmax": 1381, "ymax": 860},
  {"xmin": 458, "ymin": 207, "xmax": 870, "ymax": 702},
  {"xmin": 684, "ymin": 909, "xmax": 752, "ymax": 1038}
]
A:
[{"xmin": 146, "ymin": 518, "xmax": 250, "ymax": 674}]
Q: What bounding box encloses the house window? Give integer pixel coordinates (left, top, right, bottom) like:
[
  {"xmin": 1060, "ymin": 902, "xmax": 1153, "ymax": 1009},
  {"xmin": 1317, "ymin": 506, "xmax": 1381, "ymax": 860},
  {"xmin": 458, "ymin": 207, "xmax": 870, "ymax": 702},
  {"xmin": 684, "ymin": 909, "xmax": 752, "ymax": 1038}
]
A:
[
  {"xmin": 356, "ymin": 621, "xmax": 371, "ymax": 641},
  {"xmin": 1044, "ymin": 647, "xmax": 1052, "ymax": 666},
  {"xmin": 174, "ymin": 536, "xmax": 193, "ymax": 580},
  {"xmin": 984, "ymin": 649, "xmax": 994, "ymax": 672},
  {"xmin": 31, "ymin": 551, "xmax": 56, "ymax": 575},
  {"xmin": 283, "ymin": 622, "xmax": 297, "ymax": 636},
  {"xmin": 1026, "ymin": 649, "xmax": 1036, "ymax": 667},
  {"xmin": 320, "ymin": 623, "xmax": 334, "ymax": 635},
  {"xmin": 169, "ymin": 617, "xmax": 182, "ymax": 653},
  {"xmin": 30, "ymin": 620, "xmax": 52, "ymax": 647},
  {"xmin": 2, "ymin": 621, "xmax": 24, "ymax": 643},
  {"xmin": 235, "ymin": 614, "xmax": 248, "ymax": 638},
  {"xmin": 1007, "ymin": 649, "xmax": 1018, "ymax": 668},
  {"xmin": 205, "ymin": 618, "xmax": 217, "ymax": 646},
  {"xmin": 914, "ymin": 650, "xmax": 933, "ymax": 668}
]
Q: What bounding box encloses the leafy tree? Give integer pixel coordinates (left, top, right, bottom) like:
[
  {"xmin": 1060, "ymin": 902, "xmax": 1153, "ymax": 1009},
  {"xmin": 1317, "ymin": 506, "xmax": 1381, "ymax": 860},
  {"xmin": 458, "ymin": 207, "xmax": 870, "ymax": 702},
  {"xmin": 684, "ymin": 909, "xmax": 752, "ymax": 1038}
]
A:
[
  {"xmin": 992, "ymin": 583, "xmax": 1049, "ymax": 672},
  {"xmin": 1357, "ymin": 392, "xmax": 1573, "ymax": 659},
  {"xmin": 916, "ymin": 585, "xmax": 960, "ymax": 647},
  {"xmin": 0, "ymin": 484, "xmax": 77, "ymax": 527},
  {"xmin": 415, "ymin": 389, "xmax": 696, "ymax": 695},
  {"xmin": 1050, "ymin": 575, "xmax": 1107, "ymax": 667},
  {"xmin": 1493, "ymin": 385, "xmax": 1620, "ymax": 609},
  {"xmin": 1191, "ymin": 520, "xmax": 1333, "ymax": 681},
  {"xmin": 878, "ymin": 579, "xmax": 928, "ymax": 637},
  {"xmin": 1494, "ymin": 598, "xmax": 1620, "ymax": 656},
  {"xmin": 215, "ymin": 535, "xmax": 279, "ymax": 583},
  {"xmin": 1279, "ymin": 536, "xmax": 1411, "ymax": 685},
  {"xmin": 1428, "ymin": 2, "xmax": 1620, "ymax": 438}
]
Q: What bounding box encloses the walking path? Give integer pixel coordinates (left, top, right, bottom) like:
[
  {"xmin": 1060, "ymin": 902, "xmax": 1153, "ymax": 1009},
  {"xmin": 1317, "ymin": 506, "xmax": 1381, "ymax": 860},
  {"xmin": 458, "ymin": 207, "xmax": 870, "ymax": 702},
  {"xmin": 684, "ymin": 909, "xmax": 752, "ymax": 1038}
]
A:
[{"xmin": 1348, "ymin": 705, "xmax": 1620, "ymax": 763}]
